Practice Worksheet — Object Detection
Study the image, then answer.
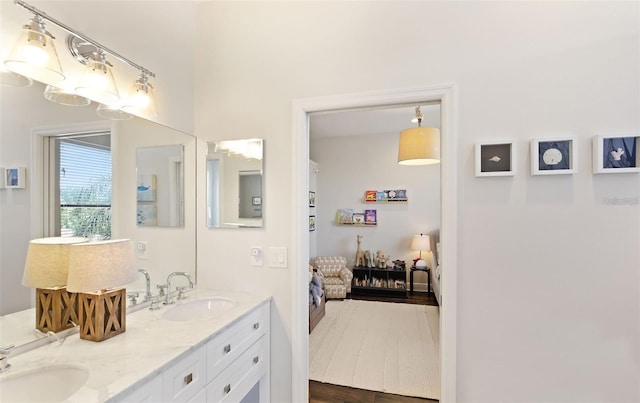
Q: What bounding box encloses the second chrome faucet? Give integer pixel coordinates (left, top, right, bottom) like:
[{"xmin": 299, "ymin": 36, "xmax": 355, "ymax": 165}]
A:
[{"xmin": 164, "ymin": 272, "xmax": 194, "ymax": 305}]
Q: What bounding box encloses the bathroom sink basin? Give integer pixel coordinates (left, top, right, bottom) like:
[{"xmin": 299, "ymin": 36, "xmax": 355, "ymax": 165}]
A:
[
  {"xmin": 162, "ymin": 298, "xmax": 235, "ymax": 321},
  {"xmin": 0, "ymin": 364, "xmax": 88, "ymax": 402}
]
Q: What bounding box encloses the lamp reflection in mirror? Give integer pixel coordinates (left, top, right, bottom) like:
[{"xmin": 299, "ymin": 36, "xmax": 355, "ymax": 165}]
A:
[
  {"xmin": 4, "ymin": 15, "xmax": 65, "ymax": 84},
  {"xmin": 398, "ymin": 106, "xmax": 440, "ymax": 166},
  {"xmin": 96, "ymin": 103, "xmax": 133, "ymax": 120},
  {"xmin": 44, "ymin": 84, "xmax": 91, "ymax": 106},
  {"xmin": 22, "ymin": 237, "xmax": 88, "ymax": 333},
  {"xmin": 66, "ymin": 239, "xmax": 136, "ymax": 342},
  {"xmin": 411, "ymin": 233, "xmax": 431, "ymax": 269}
]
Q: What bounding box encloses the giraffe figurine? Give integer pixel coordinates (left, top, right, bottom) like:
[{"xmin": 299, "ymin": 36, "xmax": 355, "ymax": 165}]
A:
[{"xmin": 355, "ymin": 235, "xmax": 365, "ymax": 267}]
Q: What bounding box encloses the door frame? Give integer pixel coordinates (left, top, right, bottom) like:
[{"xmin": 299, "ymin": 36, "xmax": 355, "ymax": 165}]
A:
[{"xmin": 291, "ymin": 83, "xmax": 458, "ymax": 402}]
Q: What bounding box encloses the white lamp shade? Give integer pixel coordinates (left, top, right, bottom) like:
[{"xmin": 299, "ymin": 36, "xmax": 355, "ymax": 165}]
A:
[
  {"xmin": 66, "ymin": 239, "xmax": 136, "ymax": 292},
  {"xmin": 75, "ymin": 59, "xmax": 120, "ymax": 106},
  {"xmin": 22, "ymin": 237, "xmax": 89, "ymax": 288},
  {"xmin": 44, "ymin": 85, "xmax": 91, "ymax": 106},
  {"xmin": 411, "ymin": 234, "xmax": 431, "ymax": 252},
  {"xmin": 398, "ymin": 127, "xmax": 440, "ymax": 165},
  {"xmin": 122, "ymin": 80, "xmax": 158, "ymax": 117}
]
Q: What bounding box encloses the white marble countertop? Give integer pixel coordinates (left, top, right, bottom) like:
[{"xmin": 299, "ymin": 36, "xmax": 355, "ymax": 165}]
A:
[{"xmin": 0, "ymin": 289, "xmax": 271, "ymax": 402}]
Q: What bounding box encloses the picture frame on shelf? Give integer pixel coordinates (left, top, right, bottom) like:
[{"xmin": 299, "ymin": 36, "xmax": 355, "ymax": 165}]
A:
[
  {"xmin": 475, "ymin": 141, "xmax": 515, "ymax": 177},
  {"xmin": 531, "ymin": 137, "xmax": 576, "ymax": 175},
  {"xmin": 1, "ymin": 167, "xmax": 26, "ymax": 189},
  {"xmin": 309, "ymin": 191, "xmax": 315, "ymax": 207},
  {"xmin": 309, "ymin": 215, "xmax": 316, "ymax": 231},
  {"xmin": 592, "ymin": 134, "xmax": 640, "ymax": 174}
]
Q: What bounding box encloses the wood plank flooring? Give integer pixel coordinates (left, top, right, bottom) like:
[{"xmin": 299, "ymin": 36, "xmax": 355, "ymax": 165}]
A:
[{"xmin": 309, "ymin": 291, "xmax": 439, "ymax": 402}]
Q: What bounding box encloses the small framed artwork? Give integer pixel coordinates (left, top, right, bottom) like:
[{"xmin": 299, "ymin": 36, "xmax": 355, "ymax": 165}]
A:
[
  {"xmin": 592, "ymin": 134, "xmax": 640, "ymax": 174},
  {"xmin": 531, "ymin": 138, "xmax": 576, "ymax": 175},
  {"xmin": 309, "ymin": 191, "xmax": 315, "ymax": 207},
  {"xmin": 309, "ymin": 215, "xmax": 316, "ymax": 231},
  {"xmin": 252, "ymin": 196, "xmax": 262, "ymax": 206},
  {"xmin": 137, "ymin": 173, "xmax": 157, "ymax": 201},
  {"xmin": 475, "ymin": 141, "xmax": 515, "ymax": 177},
  {"xmin": 1, "ymin": 167, "xmax": 26, "ymax": 188}
]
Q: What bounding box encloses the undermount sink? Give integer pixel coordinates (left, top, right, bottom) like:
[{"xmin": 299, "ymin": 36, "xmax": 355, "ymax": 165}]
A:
[
  {"xmin": 162, "ymin": 297, "xmax": 235, "ymax": 321},
  {"xmin": 0, "ymin": 364, "xmax": 89, "ymax": 402}
]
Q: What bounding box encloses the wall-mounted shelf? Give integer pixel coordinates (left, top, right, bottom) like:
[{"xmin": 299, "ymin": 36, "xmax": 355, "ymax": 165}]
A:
[
  {"xmin": 336, "ymin": 209, "xmax": 377, "ymax": 225},
  {"xmin": 364, "ymin": 189, "xmax": 408, "ymax": 203}
]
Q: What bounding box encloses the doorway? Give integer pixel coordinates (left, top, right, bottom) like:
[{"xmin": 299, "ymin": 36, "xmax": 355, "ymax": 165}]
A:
[{"xmin": 291, "ymin": 84, "xmax": 458, "ymax": 402}]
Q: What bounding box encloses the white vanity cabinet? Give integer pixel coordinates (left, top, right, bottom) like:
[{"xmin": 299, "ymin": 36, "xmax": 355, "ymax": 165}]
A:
[{"xmin": 110, "ymin": 300, "xmax": 270, "ymax": 403}]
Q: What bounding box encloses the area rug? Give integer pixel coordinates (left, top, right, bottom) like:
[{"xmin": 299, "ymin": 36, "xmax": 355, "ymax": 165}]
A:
[{"xmin": 309, "ymin": 299, "xmax": 440, "ymax": 399}]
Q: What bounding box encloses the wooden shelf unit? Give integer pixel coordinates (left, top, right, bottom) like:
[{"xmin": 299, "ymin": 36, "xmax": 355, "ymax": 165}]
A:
[{"xmin": 350, "ymin": 266, "xmax": 407, "ymax": 297}]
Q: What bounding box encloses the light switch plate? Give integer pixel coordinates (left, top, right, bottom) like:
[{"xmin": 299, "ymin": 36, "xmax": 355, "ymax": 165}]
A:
[{"xmin": 269, "ymin": 247, "xmax": 287, "ymax": 268}]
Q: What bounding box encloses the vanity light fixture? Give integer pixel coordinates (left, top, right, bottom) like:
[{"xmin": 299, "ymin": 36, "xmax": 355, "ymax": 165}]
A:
[
  {"xmin": 44, "ymin": 84, "xmax": 91, "ymax": 106},
  {"xmin": 22, "ymin": 237, "xmax": 89, "ymax": 333},
  {"xmin": 6, "ymin": 0, "xmax": 158, "ymax": 116},
  {"xmin": 4, "ymin": 14, "xmax": 65, "ymax": 85},
  {"xmin": 411, "ymin": 233, "xmax": 431, "ymax": 269},
  {"xmin": 74, "ymin": 49, "xmax": 120, "ymax": 106},
  {"xmin": 398, "ymin": 106, "xmax": 441, "ymax": 165},
  {"xmin": 122, "ymin": 72, "xmax": 158, "ymax": 117},
  {"xmin": 66, "ymin": 239, "xmax": 137, "ymax": 342}
]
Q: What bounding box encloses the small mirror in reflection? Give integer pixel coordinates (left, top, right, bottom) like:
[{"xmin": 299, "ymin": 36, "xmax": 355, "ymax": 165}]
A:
[
  {"xmin": 136, "ymin": 145, "xmax": 184, "ymax": 227},
  {"xmin": 207, "ymin": 139, "xmax": 264, "ymax": 228}
]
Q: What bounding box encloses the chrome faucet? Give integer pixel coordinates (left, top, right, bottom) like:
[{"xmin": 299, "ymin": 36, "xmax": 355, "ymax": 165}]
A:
[
  {"xmin": 138, "ymin": 269, "xmax": 152, "ymax": 302},
  {"xmin": 164, "ymin": 272, "xmax": 194, "ymax": 305},
  {"xmin": 0, "ymin": 344, "xmax": 14, "ymax": 373}
]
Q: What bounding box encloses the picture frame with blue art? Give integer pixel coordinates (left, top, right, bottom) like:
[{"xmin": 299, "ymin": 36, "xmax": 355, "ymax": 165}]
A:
[{"xmin": 592, "ymin": 135, "xmax": 640, "ymax": 174}]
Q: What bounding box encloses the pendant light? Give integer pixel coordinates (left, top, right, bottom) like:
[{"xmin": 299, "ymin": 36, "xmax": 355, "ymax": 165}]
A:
[
  {"xmin": 4, "ymin": 15, "xmax": 65, "ymax": 84},
  {"xmin": 122, "ymin": 72, "xmax": 157, "ymax": 117},
  {"xmin": 397, "ymin": 106, "xmax": 440, "ymax": 165},
  {"xmin": 75, "ymin": 49, "xmax": 119, "ymax": 106}
]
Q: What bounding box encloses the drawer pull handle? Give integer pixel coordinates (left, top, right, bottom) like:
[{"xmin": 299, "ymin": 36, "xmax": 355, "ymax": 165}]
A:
[
  {"xmin": 224, "ymin": 384, "xmax": 231, "ymax": 394},
  {"xmin": 184, "ymin": 373, "xmax": 193, "ymax": 385},
  {"xmin": 253, "ymin": 356, "xmax": 259, "ymax": 364},
  {"xmin": 253, "ymin": 322, "xmax": 260, "ymax": 330},
  {"xmin": 223, "ymin": 344, "xmax": 231, "ymax": 354}
]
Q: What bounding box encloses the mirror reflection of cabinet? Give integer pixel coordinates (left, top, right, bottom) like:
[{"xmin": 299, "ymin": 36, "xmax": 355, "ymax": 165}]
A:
[{"xmin": 207, "ymin": 139, "xmax": 263, "ymax": 228}]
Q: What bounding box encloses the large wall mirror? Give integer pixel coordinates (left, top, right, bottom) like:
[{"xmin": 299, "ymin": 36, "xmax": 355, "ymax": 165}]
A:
[
  {"xmin": 0, "ymin": 80, "xmax": 197, "ymax": 349},
  {"xmin": 206, "ymin": 139, "xmax": 264, "ymax": 228}
]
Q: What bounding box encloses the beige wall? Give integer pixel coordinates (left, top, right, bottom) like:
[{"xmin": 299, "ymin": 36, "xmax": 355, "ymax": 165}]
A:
[{"xmin": 194, "ymin": 2, "xmax": 639, "ymax": 402}]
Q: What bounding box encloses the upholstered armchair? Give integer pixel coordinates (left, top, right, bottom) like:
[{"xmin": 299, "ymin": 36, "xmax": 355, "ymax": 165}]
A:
[{"xmin": 313, "ymin": 256, "xmax": 352, "ymax": 299}]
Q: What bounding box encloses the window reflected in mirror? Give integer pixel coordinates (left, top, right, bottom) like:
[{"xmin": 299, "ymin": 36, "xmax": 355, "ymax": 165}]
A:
[{"xmin": 207, "ymin": 139, "xmax": 264, "ymax": 228}]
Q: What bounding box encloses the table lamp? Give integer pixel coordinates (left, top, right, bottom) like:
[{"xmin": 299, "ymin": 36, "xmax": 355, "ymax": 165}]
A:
[
  {"xmin": 411, "ymin": 233, "xmax": 431, "ymax": 269},
  {"xmin": 22, "ymin": 237, "xmax": 88, "ymax": 333},
  {"xmin": 66, "ymin": 239, "xmax": 136, "ymax": 342}
]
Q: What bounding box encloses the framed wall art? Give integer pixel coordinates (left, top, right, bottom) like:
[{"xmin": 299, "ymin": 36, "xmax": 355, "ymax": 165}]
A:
[
  {"xmin": 592, "ymin": 134, "xmax": 640, "ymax": 174},
  {"xmin": 309, "ymin": 215, "xmax": 316, "ymax": 231},
  {"xmin": 531, "ymin": 137, "xmax": 576, "ymax": 175},
  {"xmin": 1, "ymin": 167, "xmax": 26, "ymax": 189},
  {"xmin": 475, "ymin": 141, "xmax": 515, "ymax": 177},
  {"xmin": 309, "ymin": 191, "xmax": 315, "ymax": 207}
]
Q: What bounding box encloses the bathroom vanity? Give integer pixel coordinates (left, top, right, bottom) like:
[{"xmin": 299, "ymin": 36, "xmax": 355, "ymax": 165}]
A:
[{"xmin": 0, "ymin": 290, "xmax": 271, "ymax": 403}]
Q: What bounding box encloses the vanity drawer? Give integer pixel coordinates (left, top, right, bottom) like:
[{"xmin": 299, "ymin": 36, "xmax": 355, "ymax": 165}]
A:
[
  {"xmin": 163, "ymin": 344, "xmax": 207, "ymax": 403},
  {"xmin": 206, "ymin": 302, "xmax": 267, "ymax": 382},
  {"xmin": 206, "ymin": 336, "xmax": 267, "ymax": 403}
]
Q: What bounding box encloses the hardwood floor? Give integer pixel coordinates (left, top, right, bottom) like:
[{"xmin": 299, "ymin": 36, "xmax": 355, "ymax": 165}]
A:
[
  {"xmin": 309, "ymin": 380, "xmax": 439, "ymax": 403},
  {"xmin": 309, "ymin": 291, "xmax": 439, "ymax": 402}
]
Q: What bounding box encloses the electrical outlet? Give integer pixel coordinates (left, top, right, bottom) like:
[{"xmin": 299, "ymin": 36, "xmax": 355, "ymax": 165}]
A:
[
  {"xmin": 136, "ymin": 241, "xmax": 148, "ymax": 259},
  {"xmin": 250, "ymin": 246, "xmax": 263, "ymax": 266}
]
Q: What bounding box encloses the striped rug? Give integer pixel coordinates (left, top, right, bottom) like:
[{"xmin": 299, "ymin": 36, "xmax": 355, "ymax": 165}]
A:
[{"xmin": 309, "ymin": 299, "xmax": 440, "ymax": 399}]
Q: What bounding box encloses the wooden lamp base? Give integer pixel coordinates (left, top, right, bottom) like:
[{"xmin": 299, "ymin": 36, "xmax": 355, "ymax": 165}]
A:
[
  {"xmin": 35, "ymin": 288, "xmax": 79, "ymax": 333},
  {"xmin": 77, "ymin": 288, "xmax": 126, "ymax": 342}
]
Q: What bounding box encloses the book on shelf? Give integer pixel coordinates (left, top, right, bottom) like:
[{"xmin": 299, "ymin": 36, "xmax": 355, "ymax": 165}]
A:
[
  {"xmin": 353, "ymin": 213, "xmax": 365, "ymax": 224},
  {"xmin": 365, "ymin": 190, "xmax": 377, "ymax": 202},
  {"xmin": 364, "ymin": 209, "xmax": 377, "ymax": 224},
  {"xmin": 386, "ymin": 189, "xmax": 407, "ymax": 201},
  {"xmin": 336, "ymin": 208, "xmax": 353, "ymax": 224}
]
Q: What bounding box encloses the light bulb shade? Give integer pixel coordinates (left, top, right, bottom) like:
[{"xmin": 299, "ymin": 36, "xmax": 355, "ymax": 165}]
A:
[
  {"xmin": 96, "ymin": 104, "xmax": 133, "ymax": 120},
  {"xmin": 0, "ymin": 70, "xmax": 33, "ymax": 87},
  {"xmin": 22, "ymin": 237, "xmax": 89, "ymax": 288},
  {"xmin": 398, "ymin": 127, "xmax": 441, "ymax": 165},
  {"xmin": 122, "ymin": 77, "xmax": 157, "ymax": 117},
  {"xmin": 75, "ymin": 59, "xmax": 119, "ymax": 105},
  {"xmin": 44, "ymin": 85, "xmax": 91, "ymax": 106},
  {"xmin": 66, "ymin": 239, "xmax": 136, "ymax": 292},
  {"xmin": 4, "ymin": 19, "xmax": 65, "ymax": 84},
  {"xmin": 411, "ymin": 234, "xmax": 431, "ymax": 252}
]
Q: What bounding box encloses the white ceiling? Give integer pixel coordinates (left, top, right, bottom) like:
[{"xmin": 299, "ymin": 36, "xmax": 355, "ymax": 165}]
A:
[{"xmin": 309, "ymin": 103, "xmax": 440, "ymax": 139}]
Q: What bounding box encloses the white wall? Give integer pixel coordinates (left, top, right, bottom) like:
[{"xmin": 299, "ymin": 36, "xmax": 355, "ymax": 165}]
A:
[
  {"xmin": 195, "ymin": 2, "xmax": 639, "ymax": 402},
  {"xmin": 310, "ymin": 132, "xmax": 441, "ymax": 288}
]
